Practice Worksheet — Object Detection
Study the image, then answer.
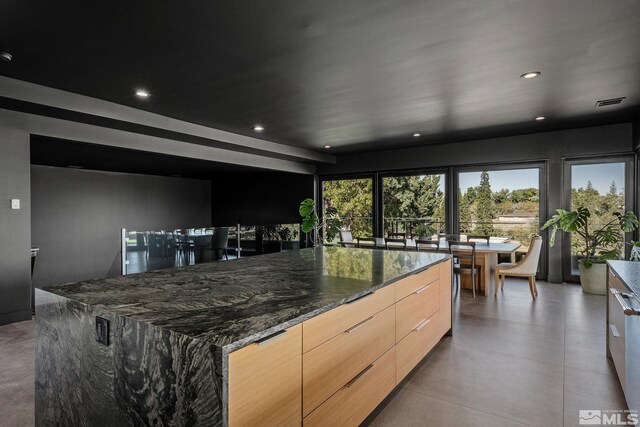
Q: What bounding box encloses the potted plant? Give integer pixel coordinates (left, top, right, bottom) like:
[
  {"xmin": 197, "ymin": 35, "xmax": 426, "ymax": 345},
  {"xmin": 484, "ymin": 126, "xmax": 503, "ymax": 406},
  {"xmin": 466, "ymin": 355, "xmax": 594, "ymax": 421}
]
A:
[
  {"xmin": 542, "ymin": 207, "xmax": 638, "ymax": 294},
  {"xmin": 413, "ymin": 223, "xmax": 435, "ymax": 239},
  {"xmin": 299, "ymin": 198, "xmax": 341, "ymax": 245}
]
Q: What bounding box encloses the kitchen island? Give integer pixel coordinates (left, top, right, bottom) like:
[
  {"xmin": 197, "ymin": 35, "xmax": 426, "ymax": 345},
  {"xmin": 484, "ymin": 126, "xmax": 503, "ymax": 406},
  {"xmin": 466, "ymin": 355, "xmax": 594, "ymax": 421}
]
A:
[
  {"xmin": 607, "ymin": 261, "xmax": 640, "ymax": 413},
  {"xmin": 36, "ymin": 246, "xmax": 452, "ymax": 426}
]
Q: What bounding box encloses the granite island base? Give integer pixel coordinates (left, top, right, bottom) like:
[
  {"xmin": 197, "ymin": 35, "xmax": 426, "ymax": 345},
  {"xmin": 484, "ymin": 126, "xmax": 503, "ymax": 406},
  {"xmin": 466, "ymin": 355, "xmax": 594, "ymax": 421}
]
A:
[{"xmin": 35, "ymin": 247, "xmax": 452, "ymax": 426}]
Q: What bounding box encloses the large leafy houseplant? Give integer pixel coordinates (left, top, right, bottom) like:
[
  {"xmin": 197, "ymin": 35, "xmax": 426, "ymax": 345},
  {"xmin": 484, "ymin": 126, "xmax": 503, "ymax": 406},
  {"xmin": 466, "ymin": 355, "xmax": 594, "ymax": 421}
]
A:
[
  {"xmin": 542, "ymin": 207, "xmax": 639, "ymax": 268},
  {"xmin": 299, "ymin": 198, "xmax": 341, "ymax": 245}
]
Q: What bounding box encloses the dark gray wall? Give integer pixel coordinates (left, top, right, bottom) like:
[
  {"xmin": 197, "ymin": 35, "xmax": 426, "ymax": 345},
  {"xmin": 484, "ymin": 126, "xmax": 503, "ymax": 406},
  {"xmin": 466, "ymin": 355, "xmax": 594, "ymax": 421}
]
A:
[
  {"xmin": 211, "ymin": 172, "xmax": 314, "ymax": 225},
  {"xmin": 0, "ymin": 127, "xmax": 32, "ymax": 325},
  {"xmin": 318, "ymin": 123, "xmax": 635, "ymax": 282},
  {"xmin": 31, "ymin": 166, "xmax": 211, "ymax": 289}
]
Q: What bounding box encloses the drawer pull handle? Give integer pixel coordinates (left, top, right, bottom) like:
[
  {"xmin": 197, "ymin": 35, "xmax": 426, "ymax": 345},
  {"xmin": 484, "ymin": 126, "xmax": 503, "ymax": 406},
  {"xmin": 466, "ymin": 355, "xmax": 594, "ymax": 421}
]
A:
[
  {"xmin": 414, "ymin": 284, "xmax": 431, "ymax": 295},
  {"xmin": 346, "ymin": 291, "xmax": 374, "ymax": 304},
  {"xmin": 414, "ymin": 318, "xmax": 430, "ymax": 331},
  {"xmin": 345, "ymin": 316, "xmax": 375, "ymax": 333},
  {"xmin": 610, "ymin": 288, "xmax": 640, "ymax": 316},
  {"xmin": 345, "ymin": 364, "xmax": 374, "ymax": 388},
  {"xmin": 610, "ymin": 324, "xmax": 621, "ymax": 338},
  {"xmin": 255, "ymin": 329, "xmax": 287, "ymax": 346}
]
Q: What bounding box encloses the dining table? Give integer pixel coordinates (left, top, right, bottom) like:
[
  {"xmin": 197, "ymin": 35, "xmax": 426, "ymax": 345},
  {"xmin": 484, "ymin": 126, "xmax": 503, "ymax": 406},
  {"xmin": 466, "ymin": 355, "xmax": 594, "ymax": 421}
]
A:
[
  {"xmin": 354, "ymin": 237, "xmax": 521, "ymax": 296},
  {"xmin": 434, "ymin": 240, "xmax": 522, "ymax": 296}
]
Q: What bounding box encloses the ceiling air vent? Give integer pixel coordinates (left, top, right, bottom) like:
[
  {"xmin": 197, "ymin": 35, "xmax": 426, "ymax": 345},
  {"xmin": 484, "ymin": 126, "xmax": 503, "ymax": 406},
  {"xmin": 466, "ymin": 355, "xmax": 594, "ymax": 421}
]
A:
[{"xmin": 595, "ymin": 97, "xmax": 625, "ymax": 107}]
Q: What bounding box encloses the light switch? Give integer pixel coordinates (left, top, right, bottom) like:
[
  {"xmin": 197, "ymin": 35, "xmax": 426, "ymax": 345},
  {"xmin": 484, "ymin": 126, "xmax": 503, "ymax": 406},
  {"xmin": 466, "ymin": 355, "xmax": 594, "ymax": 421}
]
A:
[{"xmin": 11, "ymin": 199, "xmax": 20, "ymax": 210}]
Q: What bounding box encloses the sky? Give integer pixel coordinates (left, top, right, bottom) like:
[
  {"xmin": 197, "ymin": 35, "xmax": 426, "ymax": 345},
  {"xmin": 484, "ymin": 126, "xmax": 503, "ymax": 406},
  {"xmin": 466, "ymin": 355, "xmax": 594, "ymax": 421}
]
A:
[{"xmin": 458, "ymin": 163, "xmax": 625, "ymax": 194}]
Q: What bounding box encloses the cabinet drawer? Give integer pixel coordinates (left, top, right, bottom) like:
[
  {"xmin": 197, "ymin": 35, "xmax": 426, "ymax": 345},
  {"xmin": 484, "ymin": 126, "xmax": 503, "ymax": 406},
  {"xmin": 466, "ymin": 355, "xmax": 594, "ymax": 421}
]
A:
[
  {"xmin": 228, "ymin": 324, "xmax": 302, "ymax": 427},
  {"xmin": 303, "ymin": 305, "xmax": 395, "ymax": 416},
  {"xmin": 303, "ymin": 347, "xmax": 396, "ymax": 427},
  {"xmin": 396, "ymin": 280, "xmax": 439, "ymax": 342},
  {"xmin": 609, "ymin": 323, "xmax": 626, "ymax": 392},
  {"xmin": 395, "ymin": 265, "xmax": 440, "ymax": 301},
  {"xmin": 396, "ymin": 310, "xmax": 442, "ymax": 383},
  {"xmin": 609, "ymin": 289, "xmax": 626, "ymax": 350},
  {"xmin": 303, "ymin": 284, "xmax": 395, "ymax": 353},
  {"xmin": 609, "ymin": 270, "xmax": 626, "ymax": 292}
]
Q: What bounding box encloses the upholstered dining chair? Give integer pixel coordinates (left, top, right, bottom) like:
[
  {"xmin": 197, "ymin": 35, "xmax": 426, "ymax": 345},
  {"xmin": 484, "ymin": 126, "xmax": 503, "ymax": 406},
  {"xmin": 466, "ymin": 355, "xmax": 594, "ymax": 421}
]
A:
[
  {"xmin": 415, "ymin": 239, "xmax": 440, "ymax": 253},
  {"xmin": 495, "ymin": 235, "xmax": 543, "ymax": 299}
]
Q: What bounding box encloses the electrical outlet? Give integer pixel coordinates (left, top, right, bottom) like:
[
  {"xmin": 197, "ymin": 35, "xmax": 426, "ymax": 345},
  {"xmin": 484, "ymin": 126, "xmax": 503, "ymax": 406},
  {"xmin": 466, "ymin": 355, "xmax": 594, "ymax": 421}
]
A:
[
  {"xmin": 95, "ymin": 316, "xmax": 110, "ymax": 346},
  {"xmin": 10, "ymin": 199, "xmax": 20, "ymax": 210}
]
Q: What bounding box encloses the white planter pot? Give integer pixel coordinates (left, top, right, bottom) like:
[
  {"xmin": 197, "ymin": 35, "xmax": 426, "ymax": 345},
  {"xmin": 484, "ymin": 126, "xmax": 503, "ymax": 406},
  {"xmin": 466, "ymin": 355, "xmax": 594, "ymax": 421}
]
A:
[{"xmin": 578, "ymin": 262, "xmax": 607, "ymax": 295}]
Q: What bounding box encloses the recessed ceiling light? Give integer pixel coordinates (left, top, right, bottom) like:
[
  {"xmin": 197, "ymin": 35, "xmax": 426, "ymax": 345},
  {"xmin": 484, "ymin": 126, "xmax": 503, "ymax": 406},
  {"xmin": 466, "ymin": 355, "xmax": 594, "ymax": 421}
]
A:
[
  {"xmin": 535, "ymin": 116, "xmax": 546, "ymax": 121},
  {"xmin": 413, "ymin": 133, "xmax": 421, "ymax": 137},
  {"xmin": 253, "ymin": 125, "xmax": 264, "ymax": 132},
  {"xmin": 135, "ymin": 89, "xmax": 150, "ymax": 98},
  {"xmin": 520, "ymin": 71, "xmax": 541, "ymax": 79},
  {"xmin": 0, "ymin": 52, "xmax": 12, "ymax": 62},
  {"xmin": 324, "ymin": 145, "xmax": 331, "ymax": 149}
]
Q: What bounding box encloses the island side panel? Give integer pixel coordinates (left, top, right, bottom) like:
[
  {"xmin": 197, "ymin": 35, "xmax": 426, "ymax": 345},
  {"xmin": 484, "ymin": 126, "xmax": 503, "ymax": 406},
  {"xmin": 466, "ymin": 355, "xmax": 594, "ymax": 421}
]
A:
[{"xmin": 35, "ymin": 289, "xmax": 223, "ymax": 426}]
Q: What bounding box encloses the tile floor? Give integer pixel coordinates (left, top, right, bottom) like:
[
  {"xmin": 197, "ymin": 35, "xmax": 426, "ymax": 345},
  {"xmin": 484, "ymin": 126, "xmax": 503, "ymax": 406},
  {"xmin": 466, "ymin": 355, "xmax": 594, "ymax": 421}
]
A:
[{"xmin": 0, "ymin": 279, "xmax": 627, "ymax": 427}]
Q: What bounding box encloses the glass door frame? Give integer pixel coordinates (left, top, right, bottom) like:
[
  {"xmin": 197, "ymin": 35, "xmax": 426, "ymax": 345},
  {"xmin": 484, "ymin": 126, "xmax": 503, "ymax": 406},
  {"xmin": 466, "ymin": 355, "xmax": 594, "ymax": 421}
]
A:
[
  {"xmin": 376, "ymin": 167, "xmax": 450, "ymax": 238},
  {"xmin": 318, "ymin": 173, "xmax": 377, "ymax": 239},
  {"xmin": 562, "ymin": 155, "xmax": 634, "ymax": 282},
  {"xmin": 453, "ymin": 160, "xmax": 548, "ymax": 280}
]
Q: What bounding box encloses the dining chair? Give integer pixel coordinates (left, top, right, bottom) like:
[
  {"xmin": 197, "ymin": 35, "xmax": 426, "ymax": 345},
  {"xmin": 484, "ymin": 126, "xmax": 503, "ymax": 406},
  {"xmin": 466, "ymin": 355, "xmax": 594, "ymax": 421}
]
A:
[
  {"xmin": 339, "ymin": 230, "xmax": 356, "ymax": 248},
  {"xmin": 387, "ymin": 232, "xmax": 406, "ymax": 239},
  {"xmin": 467, "ymin": 235, "xmax": 490, "ymax": 244},
  {"xmin": 495, "ymin": 235, "xmax": 543, "ymax": 299},
  {"xmin": 439, "ymin": 233, "xmax": 460, "ymax": 241},
  {"xmin": 357, "ymin": 237, "xmax": 377, "ymax": 249},
  {"xmin": 448, "ymin": 241, "xmax": 480, "ymax": 298},
  {"xmin": 211, "ymin": 227, "xmax": 230, "ymax": 260},
  {"xmin": 415, "ymin": 239, "xmax": 440, "ymax": 253},
  {"xmin": 384, "ymin": 238, "xmax": 407, "ymax": 250}
]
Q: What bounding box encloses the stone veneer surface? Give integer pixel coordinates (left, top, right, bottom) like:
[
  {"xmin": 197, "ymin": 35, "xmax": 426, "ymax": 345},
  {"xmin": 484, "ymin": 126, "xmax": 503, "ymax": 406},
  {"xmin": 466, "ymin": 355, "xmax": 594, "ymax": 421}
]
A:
[{"xmin": 36, "ymin": 246, "xmax": 449, "ymax": 426}]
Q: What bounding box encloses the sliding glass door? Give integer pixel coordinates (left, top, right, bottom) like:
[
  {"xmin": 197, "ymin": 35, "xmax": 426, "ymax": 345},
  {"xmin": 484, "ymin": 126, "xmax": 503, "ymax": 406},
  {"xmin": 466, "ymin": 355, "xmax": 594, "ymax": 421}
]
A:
[
  {"xmin": 381, "ymin": 172, "xmax": 446, "ymax": 238},
  {"xmin": 564, "ymin": 157, "xmax": 633, "ymax": 282},
  {"xmin": 455, "ymin": 163, "xmax": 546, "ymax": 278},
  {"xmin": 321, "ymin": 177, "xmax": 374, "ymax": 240}
]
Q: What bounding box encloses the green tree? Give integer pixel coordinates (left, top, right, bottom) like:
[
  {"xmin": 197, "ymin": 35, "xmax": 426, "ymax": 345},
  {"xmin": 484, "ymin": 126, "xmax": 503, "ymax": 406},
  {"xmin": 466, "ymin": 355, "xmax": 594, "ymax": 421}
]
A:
[
  {"xmin": 323, "ymin": 178, "xmax": 373, "ymax": 238},
  {"xmin": 382, "ymin": 175, "xmax": 444, "ymax": 235},
  {"xmin": 475, "ymin": 171, "xmax": 495, "ymax": 235},
  {"xmin": 459, "ymin": 189, "xmax": 472, "ymax": 233}
]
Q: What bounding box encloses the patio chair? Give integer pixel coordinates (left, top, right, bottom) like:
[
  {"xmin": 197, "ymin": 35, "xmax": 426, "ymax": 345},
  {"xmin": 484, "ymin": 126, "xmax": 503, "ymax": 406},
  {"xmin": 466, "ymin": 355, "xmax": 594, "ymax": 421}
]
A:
[
  {"xmin": 467, "ymin": 235, "xmax": 490, "ymax": 244},
  {"xmin": 338, "ymin": 230, "xmax": 356, "ymax": 248},
  {"xmin": 357, "ymin": 237, "xmax": 377, "ymax": 248},
  {"xmin": 495, "ymin": 235, "xmax": 543, "ymax": 299}
]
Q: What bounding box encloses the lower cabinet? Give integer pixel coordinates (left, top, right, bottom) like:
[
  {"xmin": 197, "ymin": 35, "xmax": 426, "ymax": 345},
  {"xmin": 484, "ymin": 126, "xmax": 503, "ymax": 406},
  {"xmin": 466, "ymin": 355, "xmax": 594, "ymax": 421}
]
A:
[
  {"xmin": 227, "ymin": 259, "xmax": 452, "ymax": 426},
  {"xmin": 227, "ymin": 324, "xmax": 302, "ymax": 427},
  {"xmin": 303, "ymin": 348, "xmax": 396, "ymax": 427}
]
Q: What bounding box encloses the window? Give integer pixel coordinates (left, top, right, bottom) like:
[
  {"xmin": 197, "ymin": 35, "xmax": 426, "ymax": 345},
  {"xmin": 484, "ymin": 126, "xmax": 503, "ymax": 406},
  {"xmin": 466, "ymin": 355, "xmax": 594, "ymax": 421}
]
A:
[
  {"xmin": 322, "ymin": 177, "xmax": 373, "ymax": 239},
  {"xmin": 457, "ymin": 168, "xmax": 540, "ymax": 244},
  {"xmin": 382, "ymin": 173, "xmax": 446, "ymax": 237}
]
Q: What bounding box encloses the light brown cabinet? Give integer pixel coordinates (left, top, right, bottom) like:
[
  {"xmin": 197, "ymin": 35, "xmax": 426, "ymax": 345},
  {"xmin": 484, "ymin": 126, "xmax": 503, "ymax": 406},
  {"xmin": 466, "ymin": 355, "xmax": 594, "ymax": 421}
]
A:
[
  {"xmin": 227, "ymin": 258, "xmax": 452, "ymax": 426},
  {"xmin": 228, "ymin": 324, "xmax": 302, "ymax": 427}
]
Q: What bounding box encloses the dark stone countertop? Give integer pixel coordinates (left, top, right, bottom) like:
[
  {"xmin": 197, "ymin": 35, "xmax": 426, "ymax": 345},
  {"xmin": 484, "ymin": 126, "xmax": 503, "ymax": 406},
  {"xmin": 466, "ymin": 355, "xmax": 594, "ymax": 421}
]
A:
[
  {"xmin": 42, "ymin": 246, "xmax": 449, "ymax": 352},
  {"xmin": 608, "ymin": 260, "xmax": 640, "ymax": 297}
]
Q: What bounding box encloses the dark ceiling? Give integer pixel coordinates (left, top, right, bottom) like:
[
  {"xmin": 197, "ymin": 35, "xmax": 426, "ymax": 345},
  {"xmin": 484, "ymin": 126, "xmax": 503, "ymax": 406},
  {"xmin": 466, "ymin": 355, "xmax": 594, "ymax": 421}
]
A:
[
  {"xmin": 3, "ymin": 0, "xmax": 640, "ymax": 153},
  {"xmin": 30, "ymin": 136, "xmax": 264, "ymax": 179}
]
